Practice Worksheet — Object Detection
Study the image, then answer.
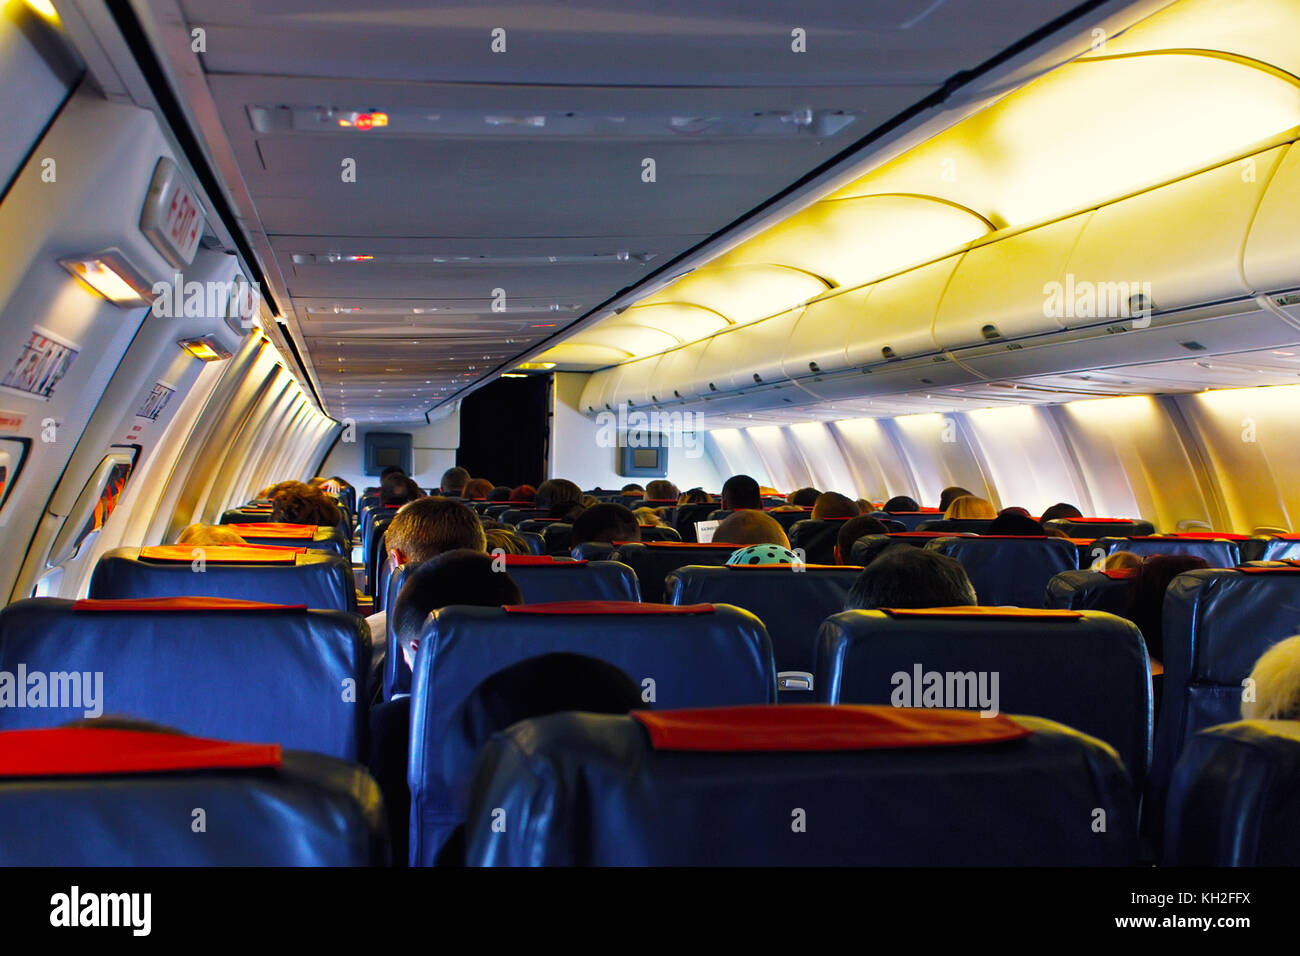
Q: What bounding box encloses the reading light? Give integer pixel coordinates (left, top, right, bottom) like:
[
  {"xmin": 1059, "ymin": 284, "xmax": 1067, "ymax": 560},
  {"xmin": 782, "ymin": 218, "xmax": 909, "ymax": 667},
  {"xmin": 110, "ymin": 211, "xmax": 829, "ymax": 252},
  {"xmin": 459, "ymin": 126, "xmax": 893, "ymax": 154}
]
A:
[
  {"xmin": 178, "ymin": 335, "xmax": 232, "ymax": 362},
  {"xmin": 24, "ymin": 0, "xmax": 59, "ymax": 23},
  {"xmin": 57, "ymin": 251, "xmax": 153, "ymax": 307},
  {"xmin": 514, "ymin": 362, "xmax": 556, "ymax": 371}
]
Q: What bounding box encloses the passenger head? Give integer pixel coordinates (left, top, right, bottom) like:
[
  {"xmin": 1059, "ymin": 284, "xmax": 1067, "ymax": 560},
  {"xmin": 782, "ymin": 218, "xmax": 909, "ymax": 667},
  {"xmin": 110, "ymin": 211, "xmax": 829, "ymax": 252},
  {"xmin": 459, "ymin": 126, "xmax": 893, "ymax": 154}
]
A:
[
  {"xmin": 714, "ymin": 510, "xmax": 790, "ymax": 548},
  {"xmin": 380, "ymin": 473, "xmax": 423, "ymax": 507},
  {"xmin": 645, "ymin": 479, "xmax": 678, "ymax": 501},
  {"xmin": 939, "ymin": 486, "xmax": 976, "ymax": 512},
  {"xmin": 510, "ymin": 484, "xmax": 536, "ymax": 502},
  {"xmin": 483, "ymin": 527, "xmax": 530, "ymax": 556},
  {"xmin": 379, "ymin": 465, "xmax": 405, "ymax": 481},
  {"xmin": 462, "ymin": 478, "xmax": 494, "ymax": 500},
  {"xmin": 726, "ymin": 543, "xmax": 803, "ymax": 566},
  {"xmin": 270, "ymin": 487, "xmax": 342, "ymax": 526},
  {"xmin": 986, "ymin": 512, "xmax": 1045, "ymax": 536},
  {"xmin": 385, "ymin": 497, "xmax": 486, "ymax": 568},
  {"xmin": 571, "ymin": 503, "xmax": 640, "ymax": 547},
  {"xmin": 177, "ymin": 524, "xmax": 246, "ymax": 547},
  {"xmin": 486, "ymin": 485, "xmax": 513, "ymax": 502},
  {"xmin": 1124, "ymin": 554, "xmax": 1211, "ymax": 660},
  {"xmin": 787, "ymin": 487, "xmax": 821, "ymax": 507},
  {"xmin": 535, "ymin": 478, "xmax": 583, "ymax": 517},
  {"xmin": 835, "ymin": 515, "xmax": 889, "ymax": 564},
  {"xmin": 1040, "ymin": 502, "xmax": 1084, "ymax": 524},
  {"xmin": 633, "ymin": 507, "xmax": 665, "ymax": 527},
  {"xmin": 720, "ymin": 474, "xmax": 762, "ymax": 511},
  {"xmin": 1242, "ymin": 636, "xmax": 1300, "ymax": 720},
  {"xmin": 845, "ymin": 547, "xmax": 977, "ymax": 611},
  {"xmin": 620, "ymin": 483, "xmax": 644, "ymax": 498},
  {"xmin": 882, "ymin": 495, "xmax": 920, "ymax": 513},
  {"xmin": 855, "ymin": 499, "xmax": 876, "ymax": 515},
  {"xmin": 850, "ymin": 536, "xmax": 908, "ymax": 570},
  {"xmin": 944, "ymin": 495, "xmax": 997, "ymax": 520},
  {"xmin": 678, "ymin": 487, "xmax": 710, "ymax": 505},
  {"xmin": 811, "ymin": 492, "xmax": 859, "ymax": 521},
  {"xmin": 393, "ymin": 549, "xmax": 523, "ymax": 669},
  {"xmin": 440, "ymin": 466, "xmax": 471, "ymax": 496},
  {"xmin": 1104, "ymin": 550, "xmax": 1143, "ymax": 571}
]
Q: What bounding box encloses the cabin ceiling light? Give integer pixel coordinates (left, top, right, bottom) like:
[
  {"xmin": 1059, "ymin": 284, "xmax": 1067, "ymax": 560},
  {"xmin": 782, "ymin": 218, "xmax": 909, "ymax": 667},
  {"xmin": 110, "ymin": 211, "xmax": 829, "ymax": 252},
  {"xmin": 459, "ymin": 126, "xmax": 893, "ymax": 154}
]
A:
[
  {"xmin": 250, "ymin": 106, "xmax": 859, "ymax": 139},
  {"xmin": 57, "ymin": 250, "xmax": 154, "ymax": 307},
  {"xmin": 514, "ymin": 362, "xmax": 556, "ymax": 371},
  {"xmin": 303, "ymin": 304, "xmax": 579, "ymax": 315},
  {"xmin": 178, "ymin": 335, "xmax": 233, "ymax": 362},
  {"xmin": 292, "ymin": 251, "xmax": 655, "ymax": 266}
]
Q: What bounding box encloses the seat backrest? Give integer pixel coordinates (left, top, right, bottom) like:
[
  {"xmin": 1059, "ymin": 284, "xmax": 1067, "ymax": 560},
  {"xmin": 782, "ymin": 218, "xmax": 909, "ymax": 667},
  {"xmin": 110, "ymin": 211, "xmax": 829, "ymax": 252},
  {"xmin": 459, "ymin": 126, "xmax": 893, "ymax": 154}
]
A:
[
  {"xmin": 848, "ymin": 532, "xmax": 967, "ymax": 565},
  {"xmin": 764, "ymin": 509, "xmax": 814, "ymax": 532},
  {"xmin": 463, "ymin": 706, "xmax": 1136, "ymax": 866},
  {"xmin": 364, "ymin": 515, "xmax": 396, "ymax": 597},
  {"xmin": 637, "ymin": 524, "xmax": 682, "ymax": 542},
  {"xmin": 539, "ymin": 522, "xmax": 573, "ymax": 554},
  {"xmin": 226, "ymin": 522, "xmax": 348, "ymax": 557},
  {"xmin": 869, "ymin": 511, "xmax": 942, "ymax": 531},
  {"xmin": 0, "ymin": 728, "xmax": 387, "ymax": 865},
  {"xmin": 672, "ymin": 502, "xmax": 718, "ymax": 541},
  {"xmin": 609, "ymin": 542, "xmax": 742, "ymax": 602},
  {"xmin": 0, "ymin": 598, "xmax": 368, "ymax": 760},
  {"xmin": 1044, "ymin": 517, "xmax": 1155, "ymax": 538},
  {"xmin": 501, "ymin": 556, "xmax": 641, "ymax": 604},
  {"xmin": 1260, "ymin": 535, "xmax": 1300, "ymax": 561},
  {"xmin": 924, "ymin": 535, "xmax": 1079, "ymax": 608},
  {"xmin": 383, "ymin": 562, "xmax": 411, "ymax": 700},
  {"xmin": 501, "ymin": 507, "xmax": 551, "ymax": 525},
  {"xmin": 816, "ymin": 607, "xmax": 1151, "ymax": 787},
  {"xmin": 571, "ymin": 541, "xmax": 615, "ymax": 561},
  {"xmin": 89, "ymin": 546, "xmax": 356, "ymax": 612},
  {"xmin": 915, "ymin": 518, "xmax": 994, "ymax": 534},
  {"xmin": 219, "ymin": 507, "xmax": 274, "ymax": 525},
  {"xmin": 665, "ymin": 564, "xmax": 859, "ymax": 678},
  {"xmin": 1164, "ymin": 719, "xmax": 1300, "ymax": 865},
  {"xmin": 1095, "ymin": 535, "xmax": 1242, "ymax": 568},
  {"xmin": 787, "ymin": 518, "xmax": 853, "ymax": 565},
  {"xmin": 517, "ymin": 517, "xmax": 565, "ymax": 535},
  {"xmin": 517, "ymin": 531, "xmax": 545, "ymax": 555},
  {"xmin": 1149, "ymin": 566, "xmax": 1300, "ymax": 838},
  {"xmin": 1044, "ymin": 568, "xmax": 1137, "ymax": 615},
  {"xmin": 408, "ymin": 602, "xmax": 776, "ymax": 865}
]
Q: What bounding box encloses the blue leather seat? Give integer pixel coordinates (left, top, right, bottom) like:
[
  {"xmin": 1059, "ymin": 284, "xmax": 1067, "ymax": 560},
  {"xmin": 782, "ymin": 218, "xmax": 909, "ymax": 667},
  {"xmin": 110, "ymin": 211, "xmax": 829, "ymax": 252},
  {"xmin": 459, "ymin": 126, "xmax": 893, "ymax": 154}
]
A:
[
  {"xmin": 501, "ymin": 507, "xmax": 551, "ymax": 526},
  {"xmin": 408, "ymin": 602, "xmax": 776, "ymax": 865},
  {"xmin": 848, "ymin": 531, "xmax": 968, "ymax": 565},
  {"xmin": 382, "ymin": 562, "xmax": 411, "ymax": 701},
  {"xmin": 672, "ymin": 502, "xmax": 718, "ymax": 541},
  {"xmin": 517, "ymin": 531, "xmax": 545, "ymax": 555},
  {"xmin": 665, "ymin": 564, "xmax": 859, "ymax": 684},
  {"xmin": 539, "ymin": 522, "xmax": 573, "ymax": 554},
  {"xmin": 502, "ymin": 556, "xmax": 641, "ymax": 604},
  {"xmin": 1044, "ymin": 568, "xmax": 1137, "ymax": 615},
  {"xmin": 0, "ymin": 728, "xmax": 387, "ymax": 866},
  {"xmin": 609, "ymin": 542, "xmax": 742, "ymax": 602},
  {"xmin": 226, "ymin": 522, "xmax": 349, "ymax": 557},
  {"xmin": 1258, "ymin": 536, "xmax": 1300, "ymax": 561},
  {"xmin": 816, "ymin": 607, "xmax": 1151, "ymax": 788},
  {"xmin": 463, "ymin": 705, "xmax": 1137, "ymax": 866},
  {"xmin": 915, "ymin": 518, "xmax": 994, "ymax": 534},
  {"xmin": 1165, "ymin": 720, "xmax": 1300, "ymax": 866},
  {"xmin": 89, "ymin": 546, "xmax": 356, "ymax": 613},
  {"xmin": 1044, "ymin": 518, "xmax": 1155, "ymax": 538},
  {"xmin": 788, "ymin": 518, "xmax": 853, "ymax": 565},
  {"xmin": 219, "ymin": 507, "xmax": 274, "ymax": 525},
  {"xmin": 924, "ymin": 535, "xmax": 1079, "ymax": 608},
  {"xmin": 1148, "ymin": 566, "xmax": 1300, "ymax": 845},
  {"xmin": 638, "ymin": 524, "xmax": 682, "ymax": 542},
  {"xmin": 869, "ymin": 511, "xmax": 942, "ymax": 531},
  {"xmin": 1094, "ymin": 535, "xmax": 1242, "ymax": 568},
  {"xmin": 365, "ymin": 515, "xmax": 397, "ymax": 598},
  {"xmin": 0, "ymin": 598, "xmax": 369, "ymax": 760},
  {"xmin": 571, "ymin": 541, "xmax": 616, "ymax": 561}
]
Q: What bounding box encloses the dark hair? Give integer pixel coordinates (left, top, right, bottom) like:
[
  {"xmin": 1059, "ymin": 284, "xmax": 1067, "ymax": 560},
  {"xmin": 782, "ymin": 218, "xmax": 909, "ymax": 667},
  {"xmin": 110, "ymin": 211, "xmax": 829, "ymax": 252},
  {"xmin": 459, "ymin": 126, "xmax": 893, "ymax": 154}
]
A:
[
  {"xmin": 510, "ymin": 484, "xmax": 536, "ymax": 502},
  {"xmin": 620, "ymin": 483, "xmax": 644, "ymax": 494},
  {"xmin": 812, "ymin": 491, "xmax": 859, "ymax": 521},
  {"xmin": 385, "ymin": 497, "xmax": 486, "ymax": 565},
  {"xmin": 486, "ymin": 486, "xmax": 513, "ymax": 502},
  {"xmin": 836, "ymin": 515, "xmax": 889, "ymax": 564},
  {"xmin": 380, "ymin": 466, "xmax": 405, "ymax": 479},
  {"xmin": 1040, "ymin": 502, "xmax": 1084, "ymax": 523},
  {"xmin": 678, "ymin": 487, "xmax": 710, "ymax": 504},
  {"xmin": 270, "ymin": 488, "xmax": 342, "ymax": 526},
  {"xmin": 938, "ymin": 486, "xmax": 976, "ymax": 512},
  {"xmin": 882, "ymin": 495, "xmax": 920, "ymax": 513},
  {"xmin": 849, "ymin": 536, "xmax": 909, "ymax": 569},
  {"xmin": 787, "ymin": 487, "xmax": 821, "ymax": 507},
  {"xmin": 1124, "ymin": 555, "xmax": 1210, "ymax": 660},
  {"xmin": 645, "ymin": 479, "xmax": 678, "ymax": 501},
  {"xmin": 986, "ymin": 512, "xmax": 1046, "ymax": 536},
  {"xmin": 721, "ymin": 474, "xmax": 762, "ymax": 511},
  {"xmin": 392, "ymin": 549, "xmax": 523, "ymax": 646},
  {"xmin": 845, "ymin": 547, "xmax": 977, "ymax": 610},
  {"xmin": 440, "ymin": 467, "xmax": 471, "ymax": 494},
  {"xmin": 535, "ymin": 479, "xmax": 583, "ymax": 517},
  {"xmin": 380, "ymin": 473, "xmax": 423, "ymax": 507},
  {"xmin": 571, "ymin": 503, "xmax": 640, "ymax": 547}
]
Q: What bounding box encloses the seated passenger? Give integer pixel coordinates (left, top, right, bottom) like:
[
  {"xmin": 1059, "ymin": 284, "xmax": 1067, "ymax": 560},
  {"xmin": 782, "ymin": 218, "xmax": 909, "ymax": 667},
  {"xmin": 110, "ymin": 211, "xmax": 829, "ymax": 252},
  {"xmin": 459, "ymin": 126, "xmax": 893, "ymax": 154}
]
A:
[
  {"xmin": 440, "ymin": 466, "xmax": 471, "ymax": 497},
  {"xmin": 944, "ymin": 495, "xmax": 997, "ymax": 520},
  {"xmin": 371, "ymin": 549, "xmax": 524, "ymax": 866},
  {"xmin": 787, "ymin": 487, "xmax": 821, "ymax": 507},
  {"xmin": 571, "ymin": 503, "xmax": 640, "ymax": 547},
  {"xmin": 380, "ymin": 474, "xmax": 424, "ymax": 507},
  {"xmin": 986, "ymin": 512, "xmax": 1046, "ymax": 535},
  {"xmin": 1040, "ymin": 502, "xmax": 1084, "ymax": 523},
  {"xmin": 835, "ymin": 515, "xmax": 889, "ymax": 564},
  {"xmin": 939, "ymin": 486, "xmax": 976, "ymax": 512},
  {"xmin": 678, "ymin": 487, "xmax": 710, "ymax": 505},
  {"xmin": 486, "ymin": 485, "xmax": 513, "ymax": 502},
  {"xmin": 380, "ymin": 465, "xmax": 405, "ymax": 481},
  {"xmin": 510, "ymin": 484, "xmax": 536, "ymax": 502},
  {"xmin": 620, "ymin": 483, "xmax": 645, "ymax": 498},
  {"xmin": 535, "ymin": 478, "xmax": 584, "ymax": 519},
  {"xmin": 726, "ymin": 543, "xmax": 803, "ymax": 566},
  {"xmin": 270, "ymin": 486, "xmax": 343, "ymax": 526},
  {"xmin": 484, "ymin": 527, "xmax": 530, "ymax": 556},
  {"xmin": 1124, "ymin": 555, "xmax": 1210, "ymax": 663},
  {"xmin": 463, "ymin": 478, "xmax": 494, "ymax": 501},
  {"xmin": 882, "ymin": 495, "xmax": 920, "ymax": 513},
  {"xmin": 1242, "ymin": 635, "xmax": 1300, "ymax": 720},
  {"xmin": 633, "ymin": 507, "xmax": 666, "ymax": 527},
  {"xmin": 714, "ymin": 510, "xmax": 790, "ymax": 548},
  {"xmin": 720, "ymin": 474, "xmax": 763, "ymax": 511},
  {"xmin": 845, "ymin": 547, "xmax": 978, "ymax": 611},
  {"xmin": 855, "ymin": 498, "xmax": 877, "ymax": 514},
  {"xmin": 811, "ymin": 492, "xmax": 860, "ymax": 520},
  {"xmin": 177, "ymin": 524, "xmax": 246, "ymax": 547},
  {"xmin": 1104, "ymin": 550, "xmax": 1143, "ymax": 571},
  {"xmin": 645, "ymin": 479, "xmax": 679, "ymax": 501}
]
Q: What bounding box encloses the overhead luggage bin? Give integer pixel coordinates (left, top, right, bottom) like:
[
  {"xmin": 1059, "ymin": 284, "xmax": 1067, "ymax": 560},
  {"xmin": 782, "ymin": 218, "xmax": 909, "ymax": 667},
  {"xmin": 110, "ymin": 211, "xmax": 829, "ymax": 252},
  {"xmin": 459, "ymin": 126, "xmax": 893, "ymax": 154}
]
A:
[
  {"xmin": 844, "ymin": 255, "xmax": 961, "ymax": 369},
  {"xmin": 1244, "ymin": 142, "xmax": 1300, "ymax": 294}
]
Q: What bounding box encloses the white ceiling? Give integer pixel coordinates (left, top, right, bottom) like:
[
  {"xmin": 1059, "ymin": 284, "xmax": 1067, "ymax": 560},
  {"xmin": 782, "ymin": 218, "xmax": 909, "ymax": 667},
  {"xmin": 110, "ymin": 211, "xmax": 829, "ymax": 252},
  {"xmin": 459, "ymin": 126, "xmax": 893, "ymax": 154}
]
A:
[{"xmin": 144, "ymin": 0, "xmax": 1096, "ymax": 421}]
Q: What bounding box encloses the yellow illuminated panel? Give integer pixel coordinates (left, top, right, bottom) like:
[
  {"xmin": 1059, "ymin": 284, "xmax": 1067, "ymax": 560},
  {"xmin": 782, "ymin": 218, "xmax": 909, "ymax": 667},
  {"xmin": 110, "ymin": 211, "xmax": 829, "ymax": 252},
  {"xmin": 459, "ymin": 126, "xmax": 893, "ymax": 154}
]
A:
[
  {"xmin": 23, "ymin": 0, "xmax": 59, "ymax": 24},
  {"xmin": 58, "ymin": 256, "xmax": 151, "ymax": 306}
]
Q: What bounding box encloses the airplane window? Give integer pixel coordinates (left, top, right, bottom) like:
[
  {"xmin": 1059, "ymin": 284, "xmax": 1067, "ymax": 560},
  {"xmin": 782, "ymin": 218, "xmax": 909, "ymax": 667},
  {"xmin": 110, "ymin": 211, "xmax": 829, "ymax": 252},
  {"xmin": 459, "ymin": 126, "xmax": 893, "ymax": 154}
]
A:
[
  {"xmin": 47, "ymin": 446, "xmax": 139, "ymax": 566},
  {"xmin": 0, "ymin": 437, "xmax": 31, "ymax": 514}
]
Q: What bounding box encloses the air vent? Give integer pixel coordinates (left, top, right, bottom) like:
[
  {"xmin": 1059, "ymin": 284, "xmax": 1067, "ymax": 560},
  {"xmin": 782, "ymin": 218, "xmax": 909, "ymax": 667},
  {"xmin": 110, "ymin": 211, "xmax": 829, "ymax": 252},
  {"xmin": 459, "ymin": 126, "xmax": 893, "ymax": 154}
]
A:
[
  {"xmin": 1104, "ymin": 325, "xmax": 1128, "ymax": 335},
  {"xmin": 861, "ymin": 367, "xmax": 872, "ymax": 374},
  {"xmin": 1179, "ymin": 341, "xmax": 1208, "ymax": 351},
  {"xmin": 981, "ymin": 324, "xmax": 1001, "ymax": 340},
  {"xmin": 1275, "ymin": 292, "xmax": 1300, "ymax": 307},
  {"xmin": 708, "ymin": 382, "xmax": 717, "ymax": 392},
  {"xmin": 808, "ymin": 362, "xmax": 821, "ymax": 374},
  {"xmin": 932, "ymin": 356, "xmax": 947, "ymax": 363},
  {"xmin": 1005, "ymin": 343, "xmax": 1023, "ymax": 350},
  {"xmin": 752, "ymin": 373, "xmax": 762, "ymax": 383},
  {"xmin": 881, "ymin": 347, "xmax": 896, "ymax": 359}
]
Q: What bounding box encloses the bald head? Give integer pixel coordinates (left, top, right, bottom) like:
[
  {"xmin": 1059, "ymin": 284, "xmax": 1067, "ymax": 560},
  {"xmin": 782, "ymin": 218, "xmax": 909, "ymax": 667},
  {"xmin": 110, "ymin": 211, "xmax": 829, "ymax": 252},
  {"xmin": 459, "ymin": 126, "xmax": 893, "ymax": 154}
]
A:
[{"xmin": 714, "ymin": 510, "xmax": 790, "ymax": 548}]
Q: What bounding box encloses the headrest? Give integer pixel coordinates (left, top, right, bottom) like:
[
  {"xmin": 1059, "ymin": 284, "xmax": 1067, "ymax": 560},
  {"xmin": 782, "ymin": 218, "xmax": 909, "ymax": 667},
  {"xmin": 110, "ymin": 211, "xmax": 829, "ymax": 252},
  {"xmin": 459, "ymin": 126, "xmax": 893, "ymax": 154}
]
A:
[
  {"xmin": 503, "ymin": 601, "xmax": 714, "ymax": 615},
  {"xmin": 138, "ymin": 545, "xmax": 302, "ymax": 563},
  {"xmin": 626, "ymin": 541, "xmax": 739, "ymax": 550},
  {"xmin": 224, "ymin": 523, "xmax": 319, "ymax": 537},
  {"xmin": 631, "ymin": 705, "xmax": 1031, "ymax": 751},
  {"xmin": 501, "ymin": 554, "xmax": 587, "ymax": 567},
  {"xmin": 1237, "ymin": 560, "xmax": 1300, "ymax": 574},
  {"xmin": 879, "ymin": 607, "xmax": 1083, "ymax": 621},
  {"xmin": 0, "ymin": 728, "xmax": 280, "ymax": 776},
  {"xmin": 72, "ymin": 597, "xmax": 307, "ymax": 612}
]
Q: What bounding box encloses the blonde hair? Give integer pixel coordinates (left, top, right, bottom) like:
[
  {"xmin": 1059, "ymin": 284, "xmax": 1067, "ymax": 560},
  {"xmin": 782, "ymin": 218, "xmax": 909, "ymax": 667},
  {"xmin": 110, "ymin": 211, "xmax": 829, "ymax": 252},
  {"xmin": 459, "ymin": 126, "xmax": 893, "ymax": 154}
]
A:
[
  {"xmin": 1242, "ymin": 635, "xmax": 1300, "ymax": 720},
  {"xmin": 633, "ymin": 507, "xmax": 664, "ymax": 527},
  {"xmin": 177, "ymin": 524, "xmax": 246, "ymax": 547},
  {"xmin": 944, "ymin": 495, "xmax": 997, "ymax": 520},
  {"xmin": 1104, "ymin": 550, "xmax": 1143, "ymax": 571}
]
